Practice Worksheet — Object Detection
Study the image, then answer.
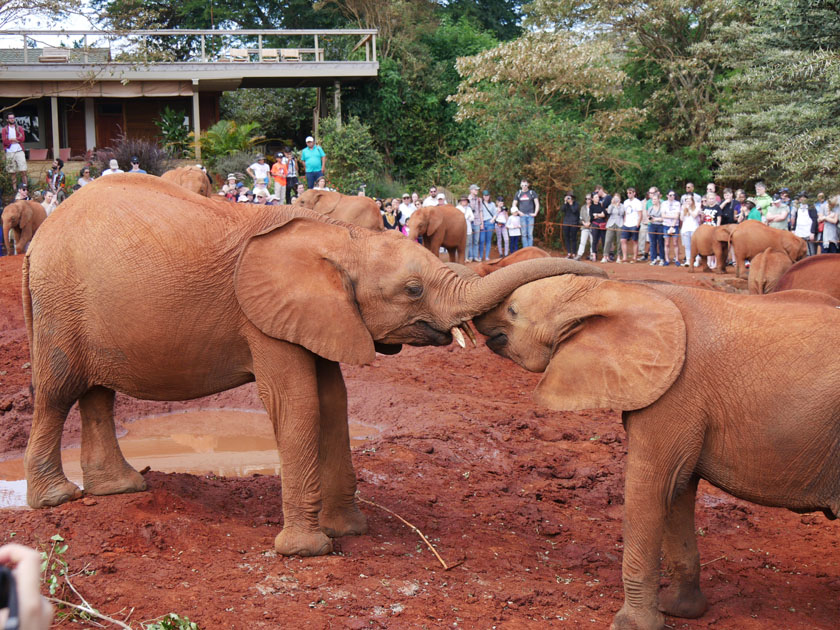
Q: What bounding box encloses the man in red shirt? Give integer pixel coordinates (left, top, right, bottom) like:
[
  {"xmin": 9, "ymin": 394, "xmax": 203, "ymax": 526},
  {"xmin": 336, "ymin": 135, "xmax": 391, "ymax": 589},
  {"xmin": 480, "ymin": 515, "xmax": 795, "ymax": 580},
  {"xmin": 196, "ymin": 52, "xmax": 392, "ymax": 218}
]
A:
[{"xmin": 2, "ymin": 112, "xmax": 28, "ymax": 189}]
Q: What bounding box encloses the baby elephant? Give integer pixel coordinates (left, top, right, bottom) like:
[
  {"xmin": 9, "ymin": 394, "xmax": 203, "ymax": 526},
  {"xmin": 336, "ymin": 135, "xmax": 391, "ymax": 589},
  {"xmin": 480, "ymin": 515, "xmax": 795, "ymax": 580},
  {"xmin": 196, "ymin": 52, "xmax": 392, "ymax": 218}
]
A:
[{"xmin": 474, "ymin": 275, "xmax": 840, "ymax": 630}]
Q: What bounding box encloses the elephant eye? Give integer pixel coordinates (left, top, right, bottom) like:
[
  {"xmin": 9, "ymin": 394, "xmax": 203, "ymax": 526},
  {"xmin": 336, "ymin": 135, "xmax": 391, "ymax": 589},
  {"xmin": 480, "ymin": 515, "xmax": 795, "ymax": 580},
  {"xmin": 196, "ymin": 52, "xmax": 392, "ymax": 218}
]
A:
[
  {"xmin": 508, "ymin": 304, "xmax": 518, "ymax": 317},
  {"xmin": 405, "ymin": 283, "xmax": 423, "ymax": 298}
]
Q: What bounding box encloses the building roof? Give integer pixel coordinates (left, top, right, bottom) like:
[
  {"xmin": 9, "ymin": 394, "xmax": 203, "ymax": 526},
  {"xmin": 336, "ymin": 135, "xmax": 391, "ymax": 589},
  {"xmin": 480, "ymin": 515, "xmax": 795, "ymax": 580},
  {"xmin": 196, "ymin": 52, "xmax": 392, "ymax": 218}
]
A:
[{"xmin": 0, "ymin": 48, "xmax": 111, "ymax": 63}]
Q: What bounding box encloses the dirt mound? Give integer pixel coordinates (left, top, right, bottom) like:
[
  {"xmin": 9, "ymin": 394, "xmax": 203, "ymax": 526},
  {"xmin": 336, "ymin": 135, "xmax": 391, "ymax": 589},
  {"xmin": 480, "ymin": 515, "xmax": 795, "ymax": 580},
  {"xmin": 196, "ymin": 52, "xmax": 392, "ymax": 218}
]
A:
[{"xmin": 0, "ymin": 253, "xmax": 837, "ymax": 629}]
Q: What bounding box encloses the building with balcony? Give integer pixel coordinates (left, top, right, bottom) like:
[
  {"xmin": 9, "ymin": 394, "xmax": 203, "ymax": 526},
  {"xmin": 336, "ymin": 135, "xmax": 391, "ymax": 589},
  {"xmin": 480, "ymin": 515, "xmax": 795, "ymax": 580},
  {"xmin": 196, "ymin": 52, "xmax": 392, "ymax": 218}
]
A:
[{"xmin": 0, "ymin": 29, "xmax": 379, "ymax": 161}]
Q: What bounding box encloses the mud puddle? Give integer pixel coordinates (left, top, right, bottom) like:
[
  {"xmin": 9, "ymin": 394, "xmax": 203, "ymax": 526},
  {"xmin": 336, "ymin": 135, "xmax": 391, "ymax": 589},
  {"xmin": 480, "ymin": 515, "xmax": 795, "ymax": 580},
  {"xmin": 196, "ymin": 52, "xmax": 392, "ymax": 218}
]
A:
[{"xmin": 0, "ymin": 409, "xmax": 378, "ymax": 508}]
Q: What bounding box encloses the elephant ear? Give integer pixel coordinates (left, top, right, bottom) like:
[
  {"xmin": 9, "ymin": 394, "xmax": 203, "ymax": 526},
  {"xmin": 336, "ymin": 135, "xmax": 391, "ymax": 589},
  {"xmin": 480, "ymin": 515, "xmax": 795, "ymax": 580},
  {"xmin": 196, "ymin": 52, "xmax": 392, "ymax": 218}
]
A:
[
  {"xmin": 534, "ymin": 281, "xmax": 686, "ymax": 412},
  {"xmin": 234, "ymin": 218, "xmax": 376, "ymax": 365},
  {"xmin": 19, "ymin": 203, "xmax": 32, "ymax": 230},
  {"xmin": 781, "ymin": 235, "xmax": 806, "ymax": 261},
  {"xmin": 426, "ymin": 209, "xmax": 444, "ymax": 236}
]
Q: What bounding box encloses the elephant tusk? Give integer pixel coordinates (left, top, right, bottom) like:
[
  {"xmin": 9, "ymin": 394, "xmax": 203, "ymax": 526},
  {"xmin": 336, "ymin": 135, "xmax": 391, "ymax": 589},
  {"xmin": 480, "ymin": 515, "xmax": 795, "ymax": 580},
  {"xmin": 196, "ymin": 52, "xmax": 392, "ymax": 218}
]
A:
[
  {"xmin": 460, "ymin": 322, "xmax": 477, "ymax": 347},
  {"xmin": 451, "ymin": 326, "xmax": 466, "ymax": 348}
]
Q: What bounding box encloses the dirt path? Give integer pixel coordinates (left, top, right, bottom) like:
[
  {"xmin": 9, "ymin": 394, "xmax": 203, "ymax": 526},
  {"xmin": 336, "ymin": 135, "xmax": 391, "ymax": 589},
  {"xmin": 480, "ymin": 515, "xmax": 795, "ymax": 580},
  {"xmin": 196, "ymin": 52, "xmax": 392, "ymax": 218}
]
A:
[{"xmin": 0, "ymin": 253, "xmax": 836, "ymax": 629}]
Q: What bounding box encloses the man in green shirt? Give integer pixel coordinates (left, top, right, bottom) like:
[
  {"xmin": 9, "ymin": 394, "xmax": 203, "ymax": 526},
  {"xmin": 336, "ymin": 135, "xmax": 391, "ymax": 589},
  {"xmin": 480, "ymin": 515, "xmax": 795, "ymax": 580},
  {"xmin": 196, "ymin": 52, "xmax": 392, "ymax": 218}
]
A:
[
  {"xmin": 749, "ymin": 181, "xmax": 773, "ymax": 220},
  {"xmin": 301, "ymin": 135, "xmax": 327, "ymax": 189}
]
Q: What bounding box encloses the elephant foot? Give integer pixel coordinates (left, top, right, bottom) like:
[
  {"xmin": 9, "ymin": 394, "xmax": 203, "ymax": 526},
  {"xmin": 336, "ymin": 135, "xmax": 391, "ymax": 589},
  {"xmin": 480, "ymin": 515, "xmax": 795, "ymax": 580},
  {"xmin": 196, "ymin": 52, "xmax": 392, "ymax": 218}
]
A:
[
  {"xmin": 27, "ymin": 478, "xmax": 83, "ymax": 509},
  {"xmin": 320, "ymin": 505, "xmax": 368, "ymax": 538},
  {"xmin": 275, "ymin": 527, "xmax": 333, "ymax": 557},
  {"xmin": 611, "ymin": 603, "xmax": 664, "ymax": 630},
  {"xmin": 658, "ymin": 585, "xmax": 708, "ymax": 619},
  {"xmin": 83, "ymin": 465, "xmax": 147, "ymax": 497}
]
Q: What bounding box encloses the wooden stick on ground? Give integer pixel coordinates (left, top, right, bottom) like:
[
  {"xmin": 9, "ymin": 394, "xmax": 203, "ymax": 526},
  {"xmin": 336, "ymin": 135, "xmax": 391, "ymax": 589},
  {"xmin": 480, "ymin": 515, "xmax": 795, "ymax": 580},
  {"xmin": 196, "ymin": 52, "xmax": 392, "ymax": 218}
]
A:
[{"xmin": 357, "ymin": 495, "xmax": 465, "ymax": 571}]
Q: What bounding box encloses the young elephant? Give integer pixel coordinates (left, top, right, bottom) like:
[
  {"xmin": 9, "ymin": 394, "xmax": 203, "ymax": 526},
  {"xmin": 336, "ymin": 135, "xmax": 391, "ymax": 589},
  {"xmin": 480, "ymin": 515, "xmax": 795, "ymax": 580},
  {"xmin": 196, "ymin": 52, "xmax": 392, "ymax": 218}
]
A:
[
  {"xmin": 729, "ymin": 219, "xmax": 807, "ymax": 278},
  {"xmin": 748, "ymin": 247, "xmax": 794, "ymax": 294},
  {"xmin": 293, "ymin": 188, "xmax": 383, "ymax": 231},
  {"xmin": 160, "ymin": 166, "xmax": 213, "ymax": 197},
  {"xmin": 468, "ymin": 246, "xmax": 550, "ymax": 276},
  {"xmin": 2, "ymin": 200, "xmax": 47, "ymax": 255},
  {"xmin": 406, "ymin": 204, "xmax": 467, "ymax": 264},
  {"xmin": 772, "ymin": 253, "xmax": 840, "ymax": 299},
  {"xmin": 687, "ymin": 223, "xmax": 735, "ymax": 273},
  {"xmin": 474, "ymin": 275, "xmax": 840, "ymax": 630},
  {"xmin": 24, "ymin": 174, "xmax": 603, "ymax": 558}
]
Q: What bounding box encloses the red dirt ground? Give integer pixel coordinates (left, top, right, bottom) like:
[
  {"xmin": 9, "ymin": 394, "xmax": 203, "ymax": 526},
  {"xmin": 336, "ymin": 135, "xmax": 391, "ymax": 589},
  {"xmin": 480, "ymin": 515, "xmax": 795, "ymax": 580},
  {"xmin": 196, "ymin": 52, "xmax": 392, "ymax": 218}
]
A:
[{"xmin": 0, "ymin": 252, "xmax": 837, "ymax": 629}]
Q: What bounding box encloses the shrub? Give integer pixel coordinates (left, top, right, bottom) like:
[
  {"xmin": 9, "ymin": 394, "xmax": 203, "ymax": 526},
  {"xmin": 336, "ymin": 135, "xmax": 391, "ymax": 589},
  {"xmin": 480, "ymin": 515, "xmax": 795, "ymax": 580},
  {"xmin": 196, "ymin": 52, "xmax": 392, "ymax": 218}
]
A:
[
  {"xmin": 95, "ymin": 133, "xmax": 173, "ymax": 176},
  {"xmin": 318, "ymin": 115, "xmax": 385, "ymax": 194},
  {"xmin": 211, "ymin": 150, "xmax": 258, "ymax": 183},
  {"xmin": 199, "ymin": 120, "xmax": 265, "ymax": 169},
  {"xmin": 155, "ymin": 106, "xmax": 194, "ymax": 158}
]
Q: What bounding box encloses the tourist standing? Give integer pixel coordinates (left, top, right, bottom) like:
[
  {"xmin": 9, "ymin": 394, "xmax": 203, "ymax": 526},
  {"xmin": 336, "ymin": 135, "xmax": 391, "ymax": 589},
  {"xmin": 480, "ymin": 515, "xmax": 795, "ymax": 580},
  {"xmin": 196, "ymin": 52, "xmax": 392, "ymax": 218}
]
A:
[
  {"xmin": 2, "ymin": 112, "xmax": 27, "ymax": 190},
  {"xmin": 301, "ymin": 136, "xmax": 326, "ymax": 189},
  {"xmin": 510, "ymin": 179, "xmax": 539, "ymax": 248}
]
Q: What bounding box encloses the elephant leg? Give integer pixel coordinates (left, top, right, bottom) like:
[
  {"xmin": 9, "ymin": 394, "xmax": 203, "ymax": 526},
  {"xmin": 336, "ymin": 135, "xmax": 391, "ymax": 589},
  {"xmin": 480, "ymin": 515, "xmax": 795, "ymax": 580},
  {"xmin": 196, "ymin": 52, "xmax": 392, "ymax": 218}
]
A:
[
  {"xmin": 79, "ymin": 386, "xmax": 147, "ymax": 497},
  {"xmin": 446, "ymin": 247, "xmax": 457, "ymax": 263},
  {"xmin": 315, "ymin": 358, "xmax": 367, "ymax": 538},
  {"xmin": 658, "ymin": 476, "xmax": 707, "ymax": 619},
  {"xmin": 428, "ymin": 233, "xmax": 445, "ymax": 260},
  {"xmin": 253, "ymin": 340, "xmax": 332, "ymax": 557},
  {"xmin": 735, "ymin": 250, "xmax": 747, "ymax": 279},
  {"xmin": 712, "ymin": 242, "xmax": 725, "ymax": 273},
  {"xmin": 24, "ymin": 392, "xmax": 82, "ymax": 508}
]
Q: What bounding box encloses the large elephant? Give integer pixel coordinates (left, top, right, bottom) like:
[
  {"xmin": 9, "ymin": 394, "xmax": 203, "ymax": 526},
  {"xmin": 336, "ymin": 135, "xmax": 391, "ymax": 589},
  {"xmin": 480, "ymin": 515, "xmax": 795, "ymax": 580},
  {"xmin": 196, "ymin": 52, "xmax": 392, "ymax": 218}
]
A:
[
  {"xmin": 772, "ymin": 253, "xmax": 840, "ymax": 299},
  {"xmin": 468, "ymin": 246, "xmax": 550, "ymax": 276},
  {"xmin": 292, "ymin": 189, "xmax": 383, "ymax": 231},
  {"xmin": 748, "ymin": 247, "xmax": 794, "ymax": 294},
  {"xmin": 406, "ymin": 204, "xmax": 467, "ymax": 264},
  {"xmin": 688, "ymin": 223, "xmax": 736, "ymax": 273},
  {"xmin": 23, "ymin": 173, "xmax": 605, "ymax": 557},
  {"xmin": 161, "ymin": 166, "xmax": 213, "ymax": 197},
  {"xmin": 3, "ymin": 200, "xmax": 47, "ymax": 255},
  {"xmin": 729, "ymin": 219, "xmax": 807, "ymax": 278},
  {"xmin": 475, "ymin": 275, "xmax": 840, "ymax": 630}
]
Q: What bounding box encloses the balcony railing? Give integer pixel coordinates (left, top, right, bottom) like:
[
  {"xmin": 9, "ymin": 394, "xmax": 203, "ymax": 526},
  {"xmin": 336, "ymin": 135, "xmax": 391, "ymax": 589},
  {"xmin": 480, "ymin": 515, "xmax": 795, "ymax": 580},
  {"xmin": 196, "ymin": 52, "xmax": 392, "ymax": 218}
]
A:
[{"xmin": 0, "ymin": 29, "xmax": 378, "ymax": 65}]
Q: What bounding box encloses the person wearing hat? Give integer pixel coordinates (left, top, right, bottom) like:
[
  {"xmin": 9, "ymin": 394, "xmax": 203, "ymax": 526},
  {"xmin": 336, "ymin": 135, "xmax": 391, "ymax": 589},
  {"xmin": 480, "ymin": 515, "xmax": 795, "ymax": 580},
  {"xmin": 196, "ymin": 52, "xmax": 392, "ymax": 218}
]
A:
[
  {"xmin": 301, "ymin": 135, "xmax": 326, "ymax": 190},
  {"xmin": 561, "ymin": 192, "xmax": 580, "ymax": 259},
  {"xmin": 253, "ymin": 187, "xmax": 269, "ymax": 205},
  {"xmin": 748, "ymin": 181, "xmax": 773, "ymax": 220},
  {"xmin": 127, "ymin": 156, "xmax": 146, "ymax": 174},
  {"xmin": 269, "ymin": 152, "xmax": 288, "ymax": 203},
  {"xmin": 246, "ymin": 154, "xmax": 270, "ymax": 191},
  {"xmin": 221, "ymin": 174, "xmax": 238, "ymax": 199},
  {"xmin": 101, "ymin": 158, "xmax": 123, "ymax": 176},
  {"xmin": 457, "ymin": 195, "xmax": 475, "ymax": 246},
  {"xmin": 435, "ymin": 192, "xmax": 447, "ymax": 205},
  {"xmin": 282, "ymin": 147, "xmax": 299, "ymax": 204},
  {"xmin": 765, "ymin": 195, "xmax": 790, "ymax": 230},
  {"xmin": 398, "ymin": 193, "xmax": 415, "ymax": 227},
  {"xmin": 477, "ymin": 189, "xmax": 497, "ymax": 261},
  {"xmin": 237, "ymin": 188, "xmax": 252, "ymax": 203},
  {"xmin": 792, "ymin": 191, "xmax": 819, "ymax": 255}
]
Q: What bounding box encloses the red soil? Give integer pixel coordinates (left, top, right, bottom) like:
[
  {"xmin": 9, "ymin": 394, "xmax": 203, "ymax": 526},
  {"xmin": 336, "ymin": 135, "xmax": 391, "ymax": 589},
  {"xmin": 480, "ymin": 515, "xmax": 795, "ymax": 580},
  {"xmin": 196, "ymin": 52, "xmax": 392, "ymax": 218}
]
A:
[{"xmin": 0, "ymin": 253, "xmax": 837, "ymax": 629}]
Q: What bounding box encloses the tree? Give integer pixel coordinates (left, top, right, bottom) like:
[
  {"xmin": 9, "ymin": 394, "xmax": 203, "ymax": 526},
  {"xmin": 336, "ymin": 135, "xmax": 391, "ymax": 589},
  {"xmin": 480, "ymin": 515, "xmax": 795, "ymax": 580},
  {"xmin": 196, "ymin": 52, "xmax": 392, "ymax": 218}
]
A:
[
  {"xmin": 220, "ymin": 88, "xmax": 317, "ymax": 145},
  {"xmin": 0, "ymin": 0, "xmax": 82, "ymax": 29},
  {"xmin": 318, "ymin": 114, "xmax": 384, "ymax": 193},
  {"xmin": 711, "ymin": 0, "xmax": 840, "ymax": 190}
]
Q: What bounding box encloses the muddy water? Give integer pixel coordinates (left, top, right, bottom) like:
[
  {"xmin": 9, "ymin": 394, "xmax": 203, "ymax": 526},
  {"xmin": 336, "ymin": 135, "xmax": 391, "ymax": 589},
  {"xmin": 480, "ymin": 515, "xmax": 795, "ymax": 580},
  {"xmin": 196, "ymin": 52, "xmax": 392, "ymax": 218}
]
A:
[{"xmin": 0, "ymin": 409, "xmax": 378, "ymax": 508}]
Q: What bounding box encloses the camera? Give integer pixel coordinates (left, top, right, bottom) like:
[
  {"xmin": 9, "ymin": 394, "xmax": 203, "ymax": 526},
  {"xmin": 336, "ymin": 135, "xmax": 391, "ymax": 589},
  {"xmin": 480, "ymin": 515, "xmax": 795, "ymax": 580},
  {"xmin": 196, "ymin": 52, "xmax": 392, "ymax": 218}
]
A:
[{"xmin": 0, "ymin": 565, "xmax": 18, "ymax": 628}]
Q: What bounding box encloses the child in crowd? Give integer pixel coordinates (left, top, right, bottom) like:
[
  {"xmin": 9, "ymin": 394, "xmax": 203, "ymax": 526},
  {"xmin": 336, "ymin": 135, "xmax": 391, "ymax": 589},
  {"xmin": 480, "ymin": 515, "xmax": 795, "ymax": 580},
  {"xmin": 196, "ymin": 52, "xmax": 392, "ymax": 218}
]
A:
[{"xmin": 506, "ymin": 210, "xmax": 521, "ymax": 253}]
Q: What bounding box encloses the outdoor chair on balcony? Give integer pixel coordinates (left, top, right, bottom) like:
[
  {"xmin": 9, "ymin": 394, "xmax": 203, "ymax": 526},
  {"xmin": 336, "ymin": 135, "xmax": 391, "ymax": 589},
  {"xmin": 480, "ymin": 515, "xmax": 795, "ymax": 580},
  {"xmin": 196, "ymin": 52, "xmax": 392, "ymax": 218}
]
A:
[
  {"xmin": 227, "ymin": 49, "xmax": 250, "ymax": 62},
  {"xmin": 39, "ymin": 47, "xmax": 69, "ymax": 63},
  {"xmin": 260, "ymin": 48, "xmax": 280, "ymax": 62},
  {"xmin": 280, "ymin": 49, "xmax": 301, "ymax": 62}
]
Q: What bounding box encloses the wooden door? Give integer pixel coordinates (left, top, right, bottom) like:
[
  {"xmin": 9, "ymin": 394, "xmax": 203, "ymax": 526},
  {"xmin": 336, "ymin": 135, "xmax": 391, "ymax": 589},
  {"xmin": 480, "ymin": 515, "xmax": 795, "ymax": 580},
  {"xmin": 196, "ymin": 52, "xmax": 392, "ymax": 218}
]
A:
[{"xmin": 96, "ymin": 102, "xmax": 124, "ymax": 149}]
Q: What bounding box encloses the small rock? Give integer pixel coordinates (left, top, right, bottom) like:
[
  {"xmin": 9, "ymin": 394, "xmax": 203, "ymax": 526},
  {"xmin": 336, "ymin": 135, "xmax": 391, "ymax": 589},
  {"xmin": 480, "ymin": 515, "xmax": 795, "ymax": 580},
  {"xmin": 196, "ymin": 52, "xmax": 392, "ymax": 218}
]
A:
[
  {"xmin": 423, "ymin": 445, "xmax": 434, "ymax": 454},
  {"xmin": 21, "ymin": 362, "xmax": 30, "ymax": 370},
  {"xmin": 82, "ymin": 497, "xmax": 98, "ymax": 506}
]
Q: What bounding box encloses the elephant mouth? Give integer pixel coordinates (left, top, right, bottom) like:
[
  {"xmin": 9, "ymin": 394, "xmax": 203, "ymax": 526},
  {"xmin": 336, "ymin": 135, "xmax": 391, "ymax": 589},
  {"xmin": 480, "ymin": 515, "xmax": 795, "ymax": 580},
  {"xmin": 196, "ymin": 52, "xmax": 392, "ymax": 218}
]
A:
[
  {"xmin": 485, "ymin": 332, "xmax": 508, "ymax": 353},
  {"xmin": 373, "ymin": 342, "xmax": 402, "ymax": 355},
  {"xmin": 381, "ymin": 321, "xmax": 453, "ymax": 347}
]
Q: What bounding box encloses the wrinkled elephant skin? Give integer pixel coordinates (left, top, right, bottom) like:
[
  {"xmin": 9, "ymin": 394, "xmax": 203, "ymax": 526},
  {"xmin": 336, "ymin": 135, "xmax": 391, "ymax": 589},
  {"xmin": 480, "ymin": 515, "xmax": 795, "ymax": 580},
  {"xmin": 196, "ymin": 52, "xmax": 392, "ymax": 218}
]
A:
[
  {"xmin": 773, "ymin": 253, "xmax": 840, "ymax": 300},
  {"xmin": 293, "ymin": 189, "xmax": 383, "ymax": 231},
  {"xmin": 475, "ymin": 275, "xmax": 840, "ymax": 630},
  {"xmin": 748, "ymin": 247, "xmax": 794, "ymax": 294},
  {"xmin": 406, "ymin": 204, "xmax": 467, "ymax": 264}
]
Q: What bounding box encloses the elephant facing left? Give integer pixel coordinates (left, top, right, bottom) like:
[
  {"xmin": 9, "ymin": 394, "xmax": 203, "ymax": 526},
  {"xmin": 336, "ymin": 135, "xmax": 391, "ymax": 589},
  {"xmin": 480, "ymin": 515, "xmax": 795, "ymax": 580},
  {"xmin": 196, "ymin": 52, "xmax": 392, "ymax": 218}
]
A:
[
  {"xmin": 3, "ymin": 200, "xmax": 47, "ymax": 255},
  {"xmin": 23, "ymin": 173, "xmax": 604, "ymax": 557}
]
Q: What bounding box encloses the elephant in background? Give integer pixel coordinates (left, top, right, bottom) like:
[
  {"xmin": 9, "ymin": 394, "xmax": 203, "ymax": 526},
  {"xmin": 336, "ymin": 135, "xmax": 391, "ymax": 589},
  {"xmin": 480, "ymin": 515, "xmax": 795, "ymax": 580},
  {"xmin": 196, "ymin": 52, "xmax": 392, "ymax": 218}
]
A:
[
  {"xmin": 475, "ymin": 275, "xmax": 840, "ymax": 630},
  {"xmin": 293, "ymin": 189, "xmax": 383, "ymax": 231},
  {"xmin": 771, "ymin": 253, "xmax": 840, "ymax": 299},
  {"xmin": 3, "ymin": 200, "xmax": 47, "ymax": 255},
  {"xmin": 468, "ymin": 246, "xmax": 550, "ymax": 276},
  {"xmin": 406, "ymin": 204, "xmax": 467, "ymax": 264},
  {"xmin": 24, "ymin": 173, "xmax": 605, "ymax": 558},
  {"xmin": 748, "ymin": 247, "xmax": 794, "ymax": 294},
  {"xmin": 730, "ymin": 219, "xmax": 806, "ymax": 278},
  {"xmin": 688, "ymin": 224, "xmax": 736, "ymax": 273},
  {"xmin": 161, "ymin": 166, "xmax": 213, "ymax": 197}
]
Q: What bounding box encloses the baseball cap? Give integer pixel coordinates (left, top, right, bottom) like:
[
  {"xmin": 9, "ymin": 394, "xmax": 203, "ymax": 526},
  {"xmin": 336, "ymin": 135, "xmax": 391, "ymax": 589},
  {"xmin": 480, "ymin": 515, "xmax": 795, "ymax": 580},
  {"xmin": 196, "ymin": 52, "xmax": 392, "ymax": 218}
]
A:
[
  {"xmin": 256, "ymin": 153, "xmax": 265, "ymax": 160},
  {"xmin": 275, "ymin": 153, "xmax": 283, "ymax": 158},
  {"xmin": 772, "ymin": 197, "xmax": 783, "ymax": 204},
  {"xmin": 469, "ymin": 184, "xmax": 479, "ymax": 191},
  {"xmin": 130, "ymin": 156, "xmax": 139, "ymax": 163},
  {"xmin": 482, "ymin": 190, "xmax": 490, "ymax": 196},
  {"xmin": 305, "ymin": 136, "xmax": 314, "ymax": 143},
  {"xmin": 227, "ymin": 173, "xmax": 236, "ymax": 180},
  {"xmin": 496, "ymin": 195, "xmax": 504, "ymax": 201},
  {"xmin": 436, "ymin": 193, "xmax": 446, "ymax": 200},
  {"xmin": 109, "ymin": 159, "xmax": 118, "ymax": 169},
  {"xmin": 402, "ymin": 193, "xmax": 410, "ymax": 198}
]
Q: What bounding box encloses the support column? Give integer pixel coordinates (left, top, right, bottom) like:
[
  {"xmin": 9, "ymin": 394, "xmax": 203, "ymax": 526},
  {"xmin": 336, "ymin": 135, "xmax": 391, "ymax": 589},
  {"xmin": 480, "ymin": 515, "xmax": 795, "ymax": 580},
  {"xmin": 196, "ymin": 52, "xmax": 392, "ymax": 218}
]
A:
[
  {"xmin": 333, "ymin": 81, "xmax": 341, "ymax": 128},
  {"xmin": 50, "ymin": 96, "xmax": 60, "ymax": 161},
  {"xmin": 313, "ymin": 87, "xmax": 321, "ymax": 137},
  {"xmin": 84, "ymin": 98, "xmax": 95, "ymax": 151},
  {"xmin": 192, "ymin": 80, "xmax": 201, "ymax": 161}
]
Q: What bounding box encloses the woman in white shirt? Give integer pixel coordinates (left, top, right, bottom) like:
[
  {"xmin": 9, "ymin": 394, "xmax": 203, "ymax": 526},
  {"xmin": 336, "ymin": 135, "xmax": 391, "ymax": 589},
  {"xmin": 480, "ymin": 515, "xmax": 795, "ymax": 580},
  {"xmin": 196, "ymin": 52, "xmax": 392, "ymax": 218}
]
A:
[
  {"xmin": 619, "ymin": 188, "xmax": 642, "ymax": 263},
  {"xmin": 661, "ymin": 190, "xmax": 682, "ymax": 266},
  {"xmin": 680, "ymin": 197, "xmax": 701, "ymax": 267}
]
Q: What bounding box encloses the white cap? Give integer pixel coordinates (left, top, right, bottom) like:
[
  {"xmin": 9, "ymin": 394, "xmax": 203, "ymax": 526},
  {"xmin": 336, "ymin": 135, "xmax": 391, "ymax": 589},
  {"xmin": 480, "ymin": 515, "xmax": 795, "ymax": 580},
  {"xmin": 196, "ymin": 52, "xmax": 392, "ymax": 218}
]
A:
[
  {"xmin": 469, "ymin": 184, "xmax": 479, "ymax": 191},
  {"xmin": 305, "ymin": 136, "xmax": 315, "ymax": 143},
  {"xmin": 436, "ymin": 193, "xmax": 446, "ymax": 200},
  {"xmin": 109, "ymin": 159, "xmax": 119, "ymax": 170}
]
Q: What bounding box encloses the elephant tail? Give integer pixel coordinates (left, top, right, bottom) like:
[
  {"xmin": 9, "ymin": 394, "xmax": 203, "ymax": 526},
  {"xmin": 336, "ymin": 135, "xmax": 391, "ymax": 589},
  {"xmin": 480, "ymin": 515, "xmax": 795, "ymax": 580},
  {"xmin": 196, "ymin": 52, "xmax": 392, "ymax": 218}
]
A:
[{"xmin": 21, "ymin": 251, "xmax": 35, "ymax": 393}]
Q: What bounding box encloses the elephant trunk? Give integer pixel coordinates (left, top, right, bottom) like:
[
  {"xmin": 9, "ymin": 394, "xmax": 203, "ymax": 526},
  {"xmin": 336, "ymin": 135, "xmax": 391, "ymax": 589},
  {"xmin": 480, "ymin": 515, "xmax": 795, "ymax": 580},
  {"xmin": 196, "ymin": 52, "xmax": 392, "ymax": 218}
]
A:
[{"xmin": 448, "ymin": 258, "xmax": 607, "ymax": 322}]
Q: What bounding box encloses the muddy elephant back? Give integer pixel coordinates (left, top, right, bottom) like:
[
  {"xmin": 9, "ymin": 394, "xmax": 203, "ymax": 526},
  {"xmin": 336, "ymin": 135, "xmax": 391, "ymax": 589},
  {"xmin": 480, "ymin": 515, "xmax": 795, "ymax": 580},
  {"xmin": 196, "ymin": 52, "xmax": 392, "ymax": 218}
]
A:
[
  {"xmin": 774, "ymin": 254, "xmax": 840, "ymax": 299},
  {"xmin": 161, "ymin": 166, "xmax": 213, "ymax": 197},
  {"xmin": 749, "ymin": 248, "xmax": 787, "ymax": 294}
]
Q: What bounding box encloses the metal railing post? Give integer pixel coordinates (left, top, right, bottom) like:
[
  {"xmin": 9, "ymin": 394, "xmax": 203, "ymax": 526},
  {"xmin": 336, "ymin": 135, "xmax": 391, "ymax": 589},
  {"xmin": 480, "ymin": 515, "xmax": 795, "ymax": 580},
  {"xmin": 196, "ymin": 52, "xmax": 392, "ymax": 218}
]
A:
[
  {"xmin": 84, "ymin": 34, "xmax": 88, "ymax": 62},
  {"xmin": 22, "ymin": 34, "xmax": 27, "ymax": 63},
  {"xmin": 258, "ymin": 34, "xmax": 262, "ymax": 59},
  {"xmin": 201, "ymin": 34, "xmax": 206, "ymax": 62},
  {"xmin": 314, "ymin": 34, "xmax": 319, "ymax": 61}
]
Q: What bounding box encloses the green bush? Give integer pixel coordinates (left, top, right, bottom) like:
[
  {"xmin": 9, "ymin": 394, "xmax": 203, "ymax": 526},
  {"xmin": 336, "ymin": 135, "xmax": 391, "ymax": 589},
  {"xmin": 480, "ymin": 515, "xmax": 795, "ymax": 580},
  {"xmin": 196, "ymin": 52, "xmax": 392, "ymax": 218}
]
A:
[
  {"xmin": 155, "ymin": 106, "xmax": 194, "ymax": 158},
  {"xmin": 199, "ymin": 120, "xmax": 265, "ymax": 169},
  {"xmin": 318, "ymin": 115, "xmax": 385, "ymax": 194},
  {"xmin": 211, "ymin": 151, "xmax": 257, "ymax": 183},
  {"xmin": 95, "ymin": 133, "xmax": 173, "ymax": 176}
]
